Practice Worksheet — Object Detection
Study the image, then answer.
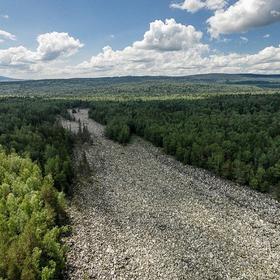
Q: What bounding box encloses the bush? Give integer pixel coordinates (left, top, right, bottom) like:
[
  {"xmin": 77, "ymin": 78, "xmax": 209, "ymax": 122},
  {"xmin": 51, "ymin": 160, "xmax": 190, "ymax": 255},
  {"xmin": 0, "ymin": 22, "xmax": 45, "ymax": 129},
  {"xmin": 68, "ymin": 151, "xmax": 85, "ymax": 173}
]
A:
[{"xmin": 105, "ymin": 120, "xmax": 131, "ymax": 144}]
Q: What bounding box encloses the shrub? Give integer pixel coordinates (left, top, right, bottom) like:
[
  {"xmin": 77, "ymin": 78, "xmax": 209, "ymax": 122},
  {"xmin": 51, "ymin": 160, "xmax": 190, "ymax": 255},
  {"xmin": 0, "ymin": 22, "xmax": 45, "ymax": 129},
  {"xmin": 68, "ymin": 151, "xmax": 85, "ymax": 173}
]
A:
[{"xmin": 105, "ymin": 119, "xmax": 131, "ymax": 144}]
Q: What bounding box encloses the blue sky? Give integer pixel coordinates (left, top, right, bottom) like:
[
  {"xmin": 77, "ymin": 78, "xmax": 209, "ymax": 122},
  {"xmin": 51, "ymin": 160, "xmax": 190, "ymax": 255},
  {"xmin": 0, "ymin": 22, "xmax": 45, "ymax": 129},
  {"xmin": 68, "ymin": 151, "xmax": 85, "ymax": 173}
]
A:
[{"xmin": 0, "ymin": 0, "xmax": 280, "ymax": 79}]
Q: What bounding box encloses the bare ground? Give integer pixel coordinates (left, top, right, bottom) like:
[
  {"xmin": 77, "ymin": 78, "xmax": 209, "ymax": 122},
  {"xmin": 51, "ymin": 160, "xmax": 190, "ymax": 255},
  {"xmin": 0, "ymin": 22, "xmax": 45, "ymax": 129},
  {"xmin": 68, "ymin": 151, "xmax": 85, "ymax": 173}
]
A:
[{"xmin": 62, "ymin": 109, "xmax": 280, "ymax": 280}]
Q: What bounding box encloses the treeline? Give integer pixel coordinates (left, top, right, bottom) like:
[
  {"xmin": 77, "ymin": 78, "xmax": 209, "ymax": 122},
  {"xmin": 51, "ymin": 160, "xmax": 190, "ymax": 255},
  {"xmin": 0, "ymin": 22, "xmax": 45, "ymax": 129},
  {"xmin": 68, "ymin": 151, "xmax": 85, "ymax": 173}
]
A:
[
  {"xmin": 0, "ymin": 78, "xmax": 267, "ymax": 98},
  {"xmin": 0, "ymin": 98, "xmax": 85, "ymax": 279},
  {"xmin": 89, "ymin": 94, "xmax": 280, "ymax": 196},
  {"xmin": 105, "ymin": 120, "xmax": 130, "ymax": 144},
  {"xmin": 0, "ymin": 98, "xmax": 74, "ymax": 193}
]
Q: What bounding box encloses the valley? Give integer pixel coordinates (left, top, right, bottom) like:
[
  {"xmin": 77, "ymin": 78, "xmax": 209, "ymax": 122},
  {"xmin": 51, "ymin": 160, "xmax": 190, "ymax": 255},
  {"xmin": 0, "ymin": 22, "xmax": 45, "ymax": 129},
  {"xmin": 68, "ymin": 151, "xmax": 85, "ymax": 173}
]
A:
[{"xmin": 62, "ymin": 109, "xmax": 280, "ymax": 279}]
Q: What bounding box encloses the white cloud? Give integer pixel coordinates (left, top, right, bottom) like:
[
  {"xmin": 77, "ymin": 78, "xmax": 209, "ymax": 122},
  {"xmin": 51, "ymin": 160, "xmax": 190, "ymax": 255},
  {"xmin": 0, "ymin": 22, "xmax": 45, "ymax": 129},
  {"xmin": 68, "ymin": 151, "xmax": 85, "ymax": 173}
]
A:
[
  {"xmin": 37, "ymin": 32, "xmax": 83, "ymax": 61},
  {"xmin": 207, "ymin": 0, "xmax": 280, "ymax": 38},
  {"xmin": 171, "ymin": 0, "xmax": 227, "ymax": 13},
  {"xmin": 74, "ymin": 19, "xmax": 208, "ymax": 76},
  {"xmin": 0, "ymin": 19, "xmax": 280, "ymax": 79},
  {"xmin": 271, "ymin": 10, "xmax": 280, "ymax": 17},
  {"xmin": 64, "ymin": 43, "xmax": 280, "ymax": 79},
  {"xmin": 206, "ymin": 45, "xmax": 280, "ymax": 73},
  {"xmin": 171, "ymin": 0, "xmax": 205, "ymax": 12},
  {"xmin": 66, "ymin": 19, "xmax": 280, "ymax": 78},
  {"xmin": 0, "ymin": 32, "xmax": 83, "ymax": 72},
  {"xmin": 133, "ymin": 19, "xmax": 205, "ymax": 51},
  {"xmin": 1, "ymin": 14, "xmax": 9, "ymax": 19},
  {"xmin": 14, "ymin": 42, "xmax": 279, "ymax": 79},
  {"xmin": 263, "ymin": 34, "xmax": 270, "ymax": 38},
  {"xmin": 0, "ymin": 46, "xmax": 36, "ymax": 67},
  {"xmin": 0, "ymin": 29, "xmax": 16, "ymax": 41}
]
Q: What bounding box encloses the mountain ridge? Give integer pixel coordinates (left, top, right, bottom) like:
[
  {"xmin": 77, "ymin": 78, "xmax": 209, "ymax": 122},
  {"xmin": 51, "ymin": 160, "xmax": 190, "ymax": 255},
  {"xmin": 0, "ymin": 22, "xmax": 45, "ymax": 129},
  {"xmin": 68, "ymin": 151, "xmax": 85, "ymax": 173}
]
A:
[
  {"xmin": 1, "ymin": 73, "xmax": 280, "ymax": 88},
  {"xmin": 0, "ymin": 76, "xmax": 22, "ymax": 82}
]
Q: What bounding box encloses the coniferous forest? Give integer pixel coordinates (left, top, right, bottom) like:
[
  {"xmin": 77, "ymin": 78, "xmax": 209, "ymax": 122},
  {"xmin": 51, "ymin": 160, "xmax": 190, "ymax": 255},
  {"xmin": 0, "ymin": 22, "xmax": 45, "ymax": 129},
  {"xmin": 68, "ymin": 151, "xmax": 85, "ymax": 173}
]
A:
[
  {"xmin": 0, "ymin": 77, "xmax": 280, "ymax": 279},
  {"xmin": 89, "ymin": 94, "xmax": 280, "ymax": 196},
  {"xmin": 0, "ymin": 98, "xmax": 79, "ymax": 279}
]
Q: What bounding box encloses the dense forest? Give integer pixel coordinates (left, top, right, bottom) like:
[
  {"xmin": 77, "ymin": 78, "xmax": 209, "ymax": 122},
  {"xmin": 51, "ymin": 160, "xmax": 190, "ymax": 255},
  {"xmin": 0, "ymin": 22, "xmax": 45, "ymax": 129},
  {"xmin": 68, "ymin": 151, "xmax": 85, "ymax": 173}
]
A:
[
  {"xmin": 89, "ymin": 93, "xmax": 280, "ymax": 197},
  {"xmin": 0, "ymin": 77, "xmax": 273, "ymax": 99},
  {"xmin": 0, "ymin": 98, "xmax": 85, "ymax": 279},
  {"xmin": 1, "ymin": 74, "xmax": 280, "ymax": 97}
]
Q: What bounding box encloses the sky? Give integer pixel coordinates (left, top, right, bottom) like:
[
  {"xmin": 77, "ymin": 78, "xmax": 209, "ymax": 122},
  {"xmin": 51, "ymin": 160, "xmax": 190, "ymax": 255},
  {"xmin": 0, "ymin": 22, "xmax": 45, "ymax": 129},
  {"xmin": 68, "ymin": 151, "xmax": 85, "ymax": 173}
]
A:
[{"xmin": 0, "ymin": 0, "xmax": 280, "ymax": 79}]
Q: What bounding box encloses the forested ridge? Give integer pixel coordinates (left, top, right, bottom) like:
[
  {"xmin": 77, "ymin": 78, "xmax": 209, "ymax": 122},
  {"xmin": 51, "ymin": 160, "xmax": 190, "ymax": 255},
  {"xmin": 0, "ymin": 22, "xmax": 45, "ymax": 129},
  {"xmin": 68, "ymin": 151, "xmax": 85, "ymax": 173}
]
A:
[
  {"xmin": 0, "ymin": 78, "xmax": 271, "ymax": 98},
  {"xmin": 89, "ymin": 93, "xmax": 280, "ymax": 197},
  {"xmin": 0, "ymin": 98, "xmax": 84, "ymax": 279}
]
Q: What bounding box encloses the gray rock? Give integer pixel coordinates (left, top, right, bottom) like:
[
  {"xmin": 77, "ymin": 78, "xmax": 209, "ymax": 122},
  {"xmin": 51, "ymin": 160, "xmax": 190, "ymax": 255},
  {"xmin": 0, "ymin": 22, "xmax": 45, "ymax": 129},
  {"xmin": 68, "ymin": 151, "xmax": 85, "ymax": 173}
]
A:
[{"xmin": 61, "ymin": 109, "xmax": 280, "ymax": 280}]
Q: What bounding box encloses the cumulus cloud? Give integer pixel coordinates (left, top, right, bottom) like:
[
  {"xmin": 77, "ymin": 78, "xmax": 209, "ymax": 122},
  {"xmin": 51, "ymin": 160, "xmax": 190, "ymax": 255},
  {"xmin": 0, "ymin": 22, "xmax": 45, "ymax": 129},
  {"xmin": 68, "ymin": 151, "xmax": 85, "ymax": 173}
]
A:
[
  {"xmin": 171, "ymin": 0, "xmax": 227, "ymax": 13},
  {"xmin": 1, "ymin": 18, "xmax": 280, "ymax": 79},
  {"xmin": 0, "ymin": 46, "xmax": 37, "ymax": 67},
  {"xmin": 74, "ymin": 19, "xmax": 208, "ymax": 76},
  {"xmin": 37, "ymin": 32, "xmax": 83, "ymax": 61},
  {"xmin": 0, "ymin": 32, "xmax": 83, "ymax": 72},
  {"xmin": 263, "ymin": 34, "xmax": 270, "ymax": 39},
  {"xmin": 133, "ymin": 19, "xmax": 205, "ymax": 51},
  {"xmin": 67, "ymin": 19, "xmax": 280, "ymax": 78},
  {"xmin": 0, "ymin": 29, "xmax": 16, "ymax": 40},
  {"xmin": 207, "ymin": 0, "xmax": 280, "ymax": 38},
  {"xmin": 1, "ymin": 14, "xmax": 9, "ymax": 19},
  {"xmin": 10, "ymin": 42, "xmax": 280, "ymax": 79},
  {"xmin": 73, "ymin": 43, "xmax": 280, "ymax": 77},
  {"xmin": 206, "ymin": 45, "xmax": 280, "ymax": 73}
]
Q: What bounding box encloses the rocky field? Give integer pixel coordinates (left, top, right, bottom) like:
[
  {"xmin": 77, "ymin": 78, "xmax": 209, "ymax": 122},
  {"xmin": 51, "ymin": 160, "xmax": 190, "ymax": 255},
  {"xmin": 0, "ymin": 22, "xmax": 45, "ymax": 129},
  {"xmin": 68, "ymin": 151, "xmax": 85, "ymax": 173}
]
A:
[{"xmin": 62, "ymin": 109, "xmax": 280, "ymax": 280}]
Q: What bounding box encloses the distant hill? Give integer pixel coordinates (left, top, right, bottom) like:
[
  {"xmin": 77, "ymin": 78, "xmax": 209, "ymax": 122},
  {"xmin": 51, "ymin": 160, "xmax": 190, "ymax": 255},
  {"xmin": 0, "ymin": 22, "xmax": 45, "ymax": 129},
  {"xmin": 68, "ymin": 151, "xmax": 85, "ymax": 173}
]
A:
[
  {"xmin": 0, "ymin": 76, "xmax": 21, "ymax": 82},
  {"xmin": 184, "ymin": 73, "xmax": 280, "ymax": 86},
  {"xmin": 1, "ymin": 73, "xmax": 280, "ymax": 86},
  {"xmin": 0, "ymin": 74, "xmax": 279, "ymax": 97},
  {"xmin": 35, "ymin": 73, "xmax": 280, "ymax": 88}
]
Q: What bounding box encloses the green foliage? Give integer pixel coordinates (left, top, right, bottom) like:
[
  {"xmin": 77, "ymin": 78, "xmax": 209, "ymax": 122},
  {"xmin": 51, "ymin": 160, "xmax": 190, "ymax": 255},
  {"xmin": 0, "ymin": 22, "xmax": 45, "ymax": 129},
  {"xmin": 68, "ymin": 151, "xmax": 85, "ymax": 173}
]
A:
[
  {"xmin": 0, "ymin": 75, "xmax": 278, "ymax": 99},
  {"xmin": 0, "ymin": 80, "xmax": 279, "ymax": 278},
  {"xmin": 0, "ymin": 150, "xmax": 66, "ymax": 280},
  {"xmin": 89, "ymin": 93, "xmax": 280, "ymax": 196},
  {"xmin": 75, "ymin": 120, "xmax": 92, "ymax": 144},
  {"xmin": 0, "ymin": 97, "xmax": 81, "ymax": 278},
  {"xmin": 105, "ymin": 119, "xmax": 131, "ymax": 144},
  {"xmin": 0, "ymin": 98, "xmax": 75, "ymax": 193}
]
